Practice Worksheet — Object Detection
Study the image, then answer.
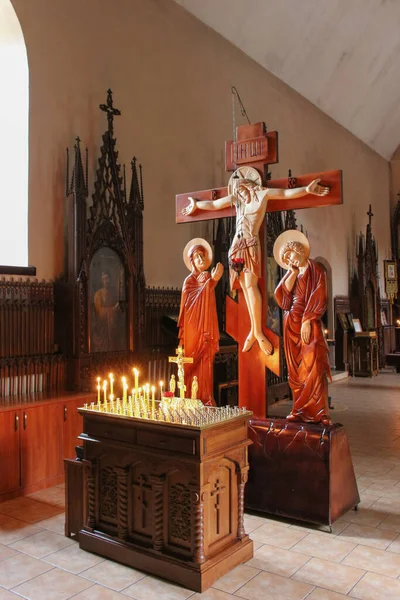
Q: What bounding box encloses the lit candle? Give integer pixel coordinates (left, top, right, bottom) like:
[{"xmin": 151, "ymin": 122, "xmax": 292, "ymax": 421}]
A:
[
  {"xmin": 97, "ymin": 377, "xmax": 101, "ymax": 403},
  {"xmin": 122, "ymin": 377, "xmax": 127, "ymax": 404},
  {"xmin": 133, "ymin": 368, "xmax": 139, "ymax": 394},
  {"xmin": 151, "ymin": 385, "xmax": 155, "ymax": 412},
  {"xmin": 103, "ymin": 380, "xmax": 107, "ymax": 403},
  {"xmin": 109, "ymin": 373, "xmax": 114, "ymax": 396},
  {"xmin": 159, "ymin": 380, "xmax": 164, "ymax": 400}
]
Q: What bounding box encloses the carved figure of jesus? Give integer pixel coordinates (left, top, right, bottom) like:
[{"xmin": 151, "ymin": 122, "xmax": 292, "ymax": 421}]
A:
[{"xmin": 182, "ymin": 169, "xmax": 330, "ymax": 356}]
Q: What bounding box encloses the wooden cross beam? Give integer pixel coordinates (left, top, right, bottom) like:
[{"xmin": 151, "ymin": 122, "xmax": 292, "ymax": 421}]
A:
[{"xmin": 176, "ymin": 122, "xmax": 343, "ymax": 417}]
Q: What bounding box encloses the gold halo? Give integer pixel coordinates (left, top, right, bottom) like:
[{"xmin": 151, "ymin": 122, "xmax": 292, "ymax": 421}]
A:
[
  {"xmin": 273, "ymin": 230, "xmax": 310, "ymax": 270},
  {"xmin": 228, "ymin": 166, "xmax": 262, "ymax": 195},
  {"xmin": 183, "ymin": 238, "xmax": 213, "ymax": 271}
]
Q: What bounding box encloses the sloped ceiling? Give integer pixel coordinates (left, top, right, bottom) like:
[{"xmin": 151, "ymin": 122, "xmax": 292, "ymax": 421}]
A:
[{"xmin": 174, "ymin": 0, "xmax": 400, "ymax": 160}]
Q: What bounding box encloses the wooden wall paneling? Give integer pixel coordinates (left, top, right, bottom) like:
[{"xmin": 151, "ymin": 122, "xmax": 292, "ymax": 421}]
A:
[
  {"xmin": 0, "ymin": 410, "xmax": 21, "ymax": 495},
  {"xmin": 20, "ymin": 403, "xmax": 64, "ymax": 489}
]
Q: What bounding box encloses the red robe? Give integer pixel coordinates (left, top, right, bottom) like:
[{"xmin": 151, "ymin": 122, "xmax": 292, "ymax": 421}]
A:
[
  {"xmin": 178, "ymin": 272, "xmax": 219, "ymax": 406},
  {"xmin": 275, "ymin": 260, "xmax": 331, "ymax": 423}
]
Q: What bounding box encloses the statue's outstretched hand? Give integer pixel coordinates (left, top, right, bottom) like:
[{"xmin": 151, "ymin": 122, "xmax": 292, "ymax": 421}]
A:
[
  {"xmin": 182, "ymin": 197, "xmax": 197, "ymax": 216},
  {"xmin": 211, "ymin": 262, "xmax": 224, "ymax": 281},
  {"xmin": 306, "ymin": 178, "xmax": 330, "ymax": 197}
]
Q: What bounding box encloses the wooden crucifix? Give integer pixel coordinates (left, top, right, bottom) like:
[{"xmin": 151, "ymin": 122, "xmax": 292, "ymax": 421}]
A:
[{"xmin": 176, "ymin": 122, "xmax": 342, "ymax": 417}]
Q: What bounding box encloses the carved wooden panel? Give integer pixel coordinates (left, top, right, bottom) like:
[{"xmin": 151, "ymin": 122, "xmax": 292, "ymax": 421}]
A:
[{"xmin": 130, "ymin": 464, "xmax": 153, "ymax": 541}]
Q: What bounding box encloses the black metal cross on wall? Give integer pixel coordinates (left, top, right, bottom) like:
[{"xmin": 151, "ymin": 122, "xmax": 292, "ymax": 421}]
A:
[{"xmin": 99, "ymin": 89, "xmax": 121, "ymax": 132}]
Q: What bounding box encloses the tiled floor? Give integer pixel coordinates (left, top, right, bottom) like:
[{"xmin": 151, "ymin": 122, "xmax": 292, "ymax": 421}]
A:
[{"xmin": 0, "ymin": 371, "xmax": 399, "ymax": 599}]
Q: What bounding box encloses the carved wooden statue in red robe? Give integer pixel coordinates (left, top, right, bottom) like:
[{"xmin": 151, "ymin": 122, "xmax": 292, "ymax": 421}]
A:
[
  {"xmin": 178, "ymin": 238, "xmax": 223, "ymax": 406},
  {"xmin": 274, "ymin": 231, "xmax": 331, "ymax": 425}
]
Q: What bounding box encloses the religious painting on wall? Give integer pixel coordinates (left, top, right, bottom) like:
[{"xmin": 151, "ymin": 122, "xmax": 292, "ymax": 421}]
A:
[
  {"xmin": 338, "ymin": 313, "xmax": 349, "ymax": 331},
  {"xmin": 89, "ymin": 247, "xmax": 128, "ymax": 353},
  {"xmin": 384, "ymin": 260, "xmax": 398, "ymax": 304},
  {"xmin": 265, "ymin": 257, "xmax": 282, "ymax": 335}
]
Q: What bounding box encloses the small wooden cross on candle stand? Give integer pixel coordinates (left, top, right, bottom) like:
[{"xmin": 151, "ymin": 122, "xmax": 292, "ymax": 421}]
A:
[
  {"xmin": 168, "ymin": 347, "xmax": 194, "ymax": 399},
  {"xmin": 176, "ymin": 122, "xmax": 343, "ymax": 417}
]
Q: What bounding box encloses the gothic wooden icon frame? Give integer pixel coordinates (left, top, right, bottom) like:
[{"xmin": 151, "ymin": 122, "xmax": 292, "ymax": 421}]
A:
[{"xmin": 57, "ymin": 90, "xmax": 146, "ymax": 390}]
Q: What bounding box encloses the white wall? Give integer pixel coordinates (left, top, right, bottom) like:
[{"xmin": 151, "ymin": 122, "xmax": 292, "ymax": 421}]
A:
[{"xmin": 12, "ymin": 0, "xmax": 391, "ymax": 299}]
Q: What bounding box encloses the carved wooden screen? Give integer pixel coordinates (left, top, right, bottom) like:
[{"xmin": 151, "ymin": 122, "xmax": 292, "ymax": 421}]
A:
[{"xmin": 55, "ymin": 90, "xmax": 146, "ymax": 391}]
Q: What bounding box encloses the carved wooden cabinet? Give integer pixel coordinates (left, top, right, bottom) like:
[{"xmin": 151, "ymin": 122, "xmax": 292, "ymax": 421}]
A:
[
  {"xmin": 350, "ymin": 332, "xmax": 378, "ymax": 377},
  {"xmin": 0, "ymin": 393, "xmax": 88, "ymax": 500},
  {"xmin": 78, "ymin": 410, "xmax": 253, "ymax": 592}
]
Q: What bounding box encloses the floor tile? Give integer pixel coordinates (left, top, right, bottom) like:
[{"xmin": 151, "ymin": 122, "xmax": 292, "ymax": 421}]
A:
[
  {"xmin": 233, "ymin": 570, "xmax": 313, "ymax": 600},
  {"xmin": 0, "ymin": 589, "xmax": 25, "ymax": 600},
  {"xmin": 290, "ymin": 533, "xmax": 356, "ymax": 563},
  {"xmin": 0, "ymin": 516, "xmax": 44, "ymax": 545},
  {"xmin": 306, "ymin": 589, "xmax": 348, "ymax": 599},
  {"xmin": 292, "ymin": 557, "xmax": 365, "ymax": 594},
  {"xmin": 250, "ymin": 522, "xmax": 308, "ymax": 549},
  {"xmin": 0, "ymin": 496, "xmax": 42, "ymax": 515},
  {"xmin": 0, "ymin": 552, "xmax": 52, "ymax": 589},
  {"xmin": 10, "ymin": 529, "xmax": 74, "ymax": 558},
  {"xmin": 246, "ymin": 543, "xmax": 311, "ymax": 577},
  {"xmin": 343, "ymin": 544, "xmax": 400, "ymax": 577},
  {"xmin": 289, "ymin": 518, "xmax": 349, "ymax": 536},
  {"xmin": 28, "ymin": 486, "xmax": 65, "ymax": 506},
  {"xmin": 370, "ymin": 497, "xmax": 400, "ymax": 516},
  {"xmin": 191, "ymin": 590, "xmax": 232, "ymax": 600},
  {"xmin": 385, "ymin": 534, "xmax": 400, "ymax": 554},
  {"xmin": 340, "ymin": 507, "xmax": 388, "ymax": 528},
  {"xmin": 378, "ymin": 514, "xmax": 400, "ymax": 533},
  {"xmin": 75, "ymin": 585, "xmax": 132, "ymax": 599},
  {"xmin": 122, "ymin": 575, "xmax": 194, "ymax": 599},
  {"xmin": 338, "ymin": 523, "xmax": 398, "ymax": 550},
  {"xmin": 213, "ymin": 565, "xmax": 259, "ymax": 593},
  {"xmin": 12, "ymin": 566, "xmax": 93, "ymax": 600},
  {"xmin": 80, "ymin": 559, "xmax": 146, "ymax": 591},
  {"xmin": 243, "ymin": 516, "xmax": 265, "ymax": 533},
  {"xmin": 350, "ymin": 571, "xmax": 400, "ymax": 599},
  {"xmin": 0, "ymin": 542, "xmax": 18, "ymax": 562},
  {"xmin": 37, "ymin": 512, "xmax": 66, "ymax": 535},
  {"xmin": 44, "ymin": 540, "xmax": 105, "ymax": 574},
  {"xmin": 6, "ymin": 501, "xmax": 64, "ymax": 524}
]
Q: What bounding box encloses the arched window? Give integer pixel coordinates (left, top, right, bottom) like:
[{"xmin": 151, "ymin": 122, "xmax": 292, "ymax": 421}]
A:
[{"xmin": 0, "ymin": 0, "xmax": 29, "ymax": 268}]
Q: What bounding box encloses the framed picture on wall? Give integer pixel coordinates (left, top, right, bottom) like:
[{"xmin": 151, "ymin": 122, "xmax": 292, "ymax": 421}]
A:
[
  {"xmin": 346, "ymin": 313, "xmax": 355, "ymax": 331},
  {"xmin": 385, "ymin": 260, "xmax": 397, "ymax": 281},
  {"xmin": 384, "ymin": 259, "xmax": 398, "ymax": 303},
  {"xmin": 338, "ymin": 313, "xmax": 349, "ymax": 331},
  {"xmin": 352, "ymin": 318, "xmax": 363, "ymax": 333},
  {"xmin": 89, "ymin": 246, "xmax": 128, "ymax": 353}
]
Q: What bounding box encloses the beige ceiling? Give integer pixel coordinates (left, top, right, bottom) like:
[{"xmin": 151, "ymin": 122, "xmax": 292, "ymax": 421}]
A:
[{"xmin": 174, "ymin": 0, "xmax": 400, "ymax": 160}]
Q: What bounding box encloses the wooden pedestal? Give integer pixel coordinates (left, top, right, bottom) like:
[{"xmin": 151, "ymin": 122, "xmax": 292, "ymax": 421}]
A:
[
  {"xmin": 64, "ymin": 458, "xmax": 84, "ymax": 539},
  {"xmin": 77, "ymin": 410, "xmax": 253, "ymax": 592},
  {"xmin": 245, "ymin": 418, "xmax": 359, "ymax": 526}
]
